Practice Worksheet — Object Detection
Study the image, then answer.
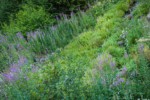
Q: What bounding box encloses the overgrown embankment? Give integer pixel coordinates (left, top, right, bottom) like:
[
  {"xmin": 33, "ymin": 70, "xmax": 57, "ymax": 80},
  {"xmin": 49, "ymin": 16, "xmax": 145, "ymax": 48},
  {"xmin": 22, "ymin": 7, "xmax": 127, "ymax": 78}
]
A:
[{"xmin": 0, "ymin": 0, "xmax": 150, "ymax": 99}]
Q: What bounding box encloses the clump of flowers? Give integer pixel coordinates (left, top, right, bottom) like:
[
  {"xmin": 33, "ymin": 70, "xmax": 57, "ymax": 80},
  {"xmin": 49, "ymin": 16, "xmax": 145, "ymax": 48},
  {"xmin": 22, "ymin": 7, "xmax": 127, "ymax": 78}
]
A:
[
  {"xmin": 1, "ymin": 56, "xmax": 28, "ymax": 82},
  {"xmin": 96, "ymin": 53, "xmax": 116, "ymax": 70},
  {"xmin": 91, "ymin": 53, "xmax": 117, "ymax": 85},
  {"xmin": 112, "ymin": 78, "xmax": 125, "ymax": 87},
  {"xmin": 2, "ymin": 72, "xmax": 17, "ymax": 82},
  {"xmin": 110, "ymin": 66, "xmax": 128, "ymax": 88}
]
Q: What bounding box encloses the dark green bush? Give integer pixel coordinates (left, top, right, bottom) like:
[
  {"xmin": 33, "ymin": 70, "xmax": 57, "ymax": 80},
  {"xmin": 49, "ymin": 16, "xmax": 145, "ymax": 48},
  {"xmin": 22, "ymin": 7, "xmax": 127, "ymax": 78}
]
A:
[
  {"xmin": 26, "ymin": 0, "xmax": 95, "ymax": 14},
  {"xmin": 0, "ymin": 0, "xmax": 22, "ymax": 27},
  {"xmin": 29, "ymin": 11, "xmax": 96, "ymax": 54},
  {"xmin": 1, "ymin": 0, "xmax": 150, "ymax": 99},
  {"xmin": 0, "ymin": 44, "xmax": 9, "ymax": 71},
  {"xmin": 2, "ymin": 4, "xmax": 55, "ymax": 36}
]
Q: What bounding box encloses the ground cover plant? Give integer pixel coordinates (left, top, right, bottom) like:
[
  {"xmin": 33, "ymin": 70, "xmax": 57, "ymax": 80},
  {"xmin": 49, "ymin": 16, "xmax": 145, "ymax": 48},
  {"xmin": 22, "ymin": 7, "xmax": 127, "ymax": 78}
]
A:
[{"xmin": 0, "ymin": 0, "xmax": 150, "ymax": 99}]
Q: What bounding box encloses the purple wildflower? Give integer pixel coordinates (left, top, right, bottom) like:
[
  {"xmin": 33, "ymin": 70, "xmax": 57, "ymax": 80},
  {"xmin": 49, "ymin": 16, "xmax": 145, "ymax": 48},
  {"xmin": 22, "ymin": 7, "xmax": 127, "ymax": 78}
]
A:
[
  {"xmin": 116, "ymin": 66, "xmax": 127, "ymax": 78},
  {"xmin": 32, "ymin": 31, "xmax": 40, "ymax": 39},
  {"xmin": 18, "ymin": 56, "xmax": 28, "ymax": 67},
  {"xmin": 27, "ymin": 31, "xmax": 41, "ymax": 41},
  {"xmin": 16, "ymin": 44, "xmax": 24, "ymax": 51},
  {"xmin": 99, "ymin": 60, "xmax": 104, "ymax": 65},
  {"xmin": 16, "ymin": 32, "xmax": 24, "ymax": 39},
  {"xmin": 113, "ymin": 78, "xmax": 125, "ymax": 87},
  {"xmin": 2, "ymin": 72, "xmax": 16, "ymax": 81},
  {"xmin": 118, "ymin": 78, "xmax": 125, "ymax": 83},
  {"xmin": 10, "ymin": 66, "xmax": 19, "ymax": 73},
  {"xmin": 122, "ymin": 66, "xmax": 127, "ymax": 74},
  {"xmin": 109, "ymin": 61, "xmax": 116, "ymax": 68}
]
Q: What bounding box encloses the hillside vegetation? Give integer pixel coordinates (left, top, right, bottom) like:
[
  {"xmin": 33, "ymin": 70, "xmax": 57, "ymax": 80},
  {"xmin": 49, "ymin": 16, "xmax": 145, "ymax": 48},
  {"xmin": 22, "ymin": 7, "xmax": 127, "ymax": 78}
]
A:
[{"xmin": 0, "ymin": 0, "xmax": 150, "ymax": 99}]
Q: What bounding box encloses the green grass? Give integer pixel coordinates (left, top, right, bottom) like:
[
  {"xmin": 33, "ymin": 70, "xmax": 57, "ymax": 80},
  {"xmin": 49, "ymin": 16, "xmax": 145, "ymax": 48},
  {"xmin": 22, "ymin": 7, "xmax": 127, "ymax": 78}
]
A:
[
  {"xmin": 0, "ymin": 0, "xmax": 150, "ymax": 99},
  {"xmin": 28, "ymin": 0, "xmax": 120, "ymax": 55}
]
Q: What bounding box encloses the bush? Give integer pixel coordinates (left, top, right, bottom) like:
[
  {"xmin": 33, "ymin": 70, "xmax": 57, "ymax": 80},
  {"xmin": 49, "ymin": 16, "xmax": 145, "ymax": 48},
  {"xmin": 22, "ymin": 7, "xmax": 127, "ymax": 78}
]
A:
[
  {"xmin": 2, "ymin": 4, "xmax": 55, "ymax": 36},
  {"xmin": 0, "ymin": 44, "xmax": 9, "ymax": 71},
  {"xmin": 133, "ymin": 0, "xmax": 150, "ymax": 18},
  {"xmin": 0, "ymin": 0, "xmax": 22, "ymax": 27},
  {"xmin": 26, "ymin": 0, "xmax": 95, "ymax": 14},
  {"xmin": 2, "ymin": 0, "xmax": 150, "ymax": 99}
]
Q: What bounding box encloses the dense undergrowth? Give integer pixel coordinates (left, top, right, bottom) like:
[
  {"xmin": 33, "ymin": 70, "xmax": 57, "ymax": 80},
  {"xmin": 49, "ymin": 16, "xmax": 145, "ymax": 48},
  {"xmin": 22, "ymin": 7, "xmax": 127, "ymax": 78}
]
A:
[
  {"xmin": 0, "ymin": 0, "xmax": 116, "ymax": 71},
  {"xmin": 0, "ymin": 0, "xmax": 96, "ymax": 27},
  {"xmin": 0, "ymin": 0, "xmax": 150, "ymax": 99},
  {"xmin": 1, "ymin": 0, "xmax": 98, "ymax": 34}
]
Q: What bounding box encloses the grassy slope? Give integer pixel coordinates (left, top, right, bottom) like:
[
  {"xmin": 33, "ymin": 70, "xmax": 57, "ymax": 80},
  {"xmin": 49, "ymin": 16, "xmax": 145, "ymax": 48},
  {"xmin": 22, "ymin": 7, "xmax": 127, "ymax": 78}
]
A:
[
  {"xmin": 0, "ymin": 0, "xmax": 103, "ymax": 71},
  {"xmin": 1, "ymin": 0, "xmax": 150, "ymax": 99},
  {"xmin": 0, "ymin": 0, "xmax": 118, "ymax": 72}
]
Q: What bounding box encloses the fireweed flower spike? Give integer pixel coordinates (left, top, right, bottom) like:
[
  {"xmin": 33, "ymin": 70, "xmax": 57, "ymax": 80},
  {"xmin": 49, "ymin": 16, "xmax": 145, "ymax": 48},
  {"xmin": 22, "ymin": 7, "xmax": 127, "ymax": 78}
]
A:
[
  {"xmin": 10, "ymin": 66, "xmax": 19, "ymax": 73},
  {"xmin": 113, "ymin": 78, "xmax": 125, "ymax": 86},
  {"xmin": 109, "ymin": 61, "xmax": 116, "ymax": 68},
  {"xmin": 2, "ymin": 72, "xmax": 16, "ymax": 82}
]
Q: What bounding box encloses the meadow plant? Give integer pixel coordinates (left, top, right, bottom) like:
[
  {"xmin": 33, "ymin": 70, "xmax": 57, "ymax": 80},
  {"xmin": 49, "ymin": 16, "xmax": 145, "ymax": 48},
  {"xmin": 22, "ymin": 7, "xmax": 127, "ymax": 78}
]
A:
[{"xmin": 0, "ymin": 0, "xmax": 150, "ymax": 99}]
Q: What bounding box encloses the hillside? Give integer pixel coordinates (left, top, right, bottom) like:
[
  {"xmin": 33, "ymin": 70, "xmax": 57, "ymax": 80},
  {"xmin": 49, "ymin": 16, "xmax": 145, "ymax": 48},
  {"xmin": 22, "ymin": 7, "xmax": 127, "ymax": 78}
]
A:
[{"xmin": 0, "ymin": 0, "xmax": 150, "ymax": 99}]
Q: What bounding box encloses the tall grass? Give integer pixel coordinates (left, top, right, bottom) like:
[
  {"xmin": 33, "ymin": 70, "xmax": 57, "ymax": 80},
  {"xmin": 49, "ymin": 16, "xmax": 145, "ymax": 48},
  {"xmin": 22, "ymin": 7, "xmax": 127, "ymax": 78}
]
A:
[
  {"xmin": 28, "ymin": 0, "xmax": 119, "ymax": 55},
  {"xmin": 29, "ymin": 11, "xmax": 96, "ymax": 54},
  {"xmin": 0, "ymin": 32, "xmax": 34, "ymax": 72},
  {"xmin": 0, "ymin": 0, "xmax": 150, "ymax": 99},
  {"xmin": 0, "ymin": 0, "xmax": 118, "ymax": 71}
]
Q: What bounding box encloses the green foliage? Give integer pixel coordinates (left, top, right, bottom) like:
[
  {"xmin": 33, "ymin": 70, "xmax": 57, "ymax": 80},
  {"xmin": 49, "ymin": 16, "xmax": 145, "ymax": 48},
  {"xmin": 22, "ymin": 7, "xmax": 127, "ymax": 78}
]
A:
[
  {"xmin": 2, "ymin": 4, "xmax": 54, "ymax": 36},
  {"xmin": 1, "ymin": 0, "xmax": 150, "ymax": 99},
  {"xmin": 0, "ymin": 40, "xmax": 19, "ymax": 72},
  {"xmin": 29, "ymin": 11, "xmax": 96, "ymax": 54},
  {"xmin": 0, "ymin": 0, "xmax": 22, "ymax": 27},
  {"xmin": 0, "ymin": 32, "xmax": 34, "ymax": 72},
  {"xmin": 133, "ymin": 0, "xmax": 150, "ymax": 18},
  {"xmin": 0, "ymin": 43, "xmax": 9, "ymax": 71},
  {"xmin": 28, "ymin": 0, "xmax": 119, "ymax": 55},
  {"xmin": 27, "ymin": 0, "xmax": 95, "ymax": 14}
]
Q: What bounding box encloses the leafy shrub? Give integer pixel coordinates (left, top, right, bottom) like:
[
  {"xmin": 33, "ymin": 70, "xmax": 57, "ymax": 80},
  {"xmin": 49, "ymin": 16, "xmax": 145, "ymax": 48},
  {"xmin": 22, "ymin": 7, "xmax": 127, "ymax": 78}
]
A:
[
  {"xmin": 133, "ymin": 0, "xmax": 150, "ymax": 18},
  {"xmin": 27, "ymin": 0, "xmax": 95, "ymax": 14},
  {"xmin": 0, "ymin": 44, "xmax": 9, "ymax": 71},
  {"xmin": 0, "ymin": 0, "xmax": 22, "ymax": 27},
  {"xmin": 0, "ymin": 42, "xmax": 21, "ymax": 72},
  {"xmin": 130, "ymin": 53, "xmax": 150, "ymax": 99},
  {"xmin": 0, "ymin": 32, "xmax": 35, "ymax": 72},
  {"xmin": 28, "ymin": 10, "xmax": 96, "ymax": 54},
  {"xmin": 2, "ymin": 4, "xmax": 54, "ymax": 36},
  {"xmin": 2, "ymin": 0, "xmax": 150, "ymax": 99}
]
